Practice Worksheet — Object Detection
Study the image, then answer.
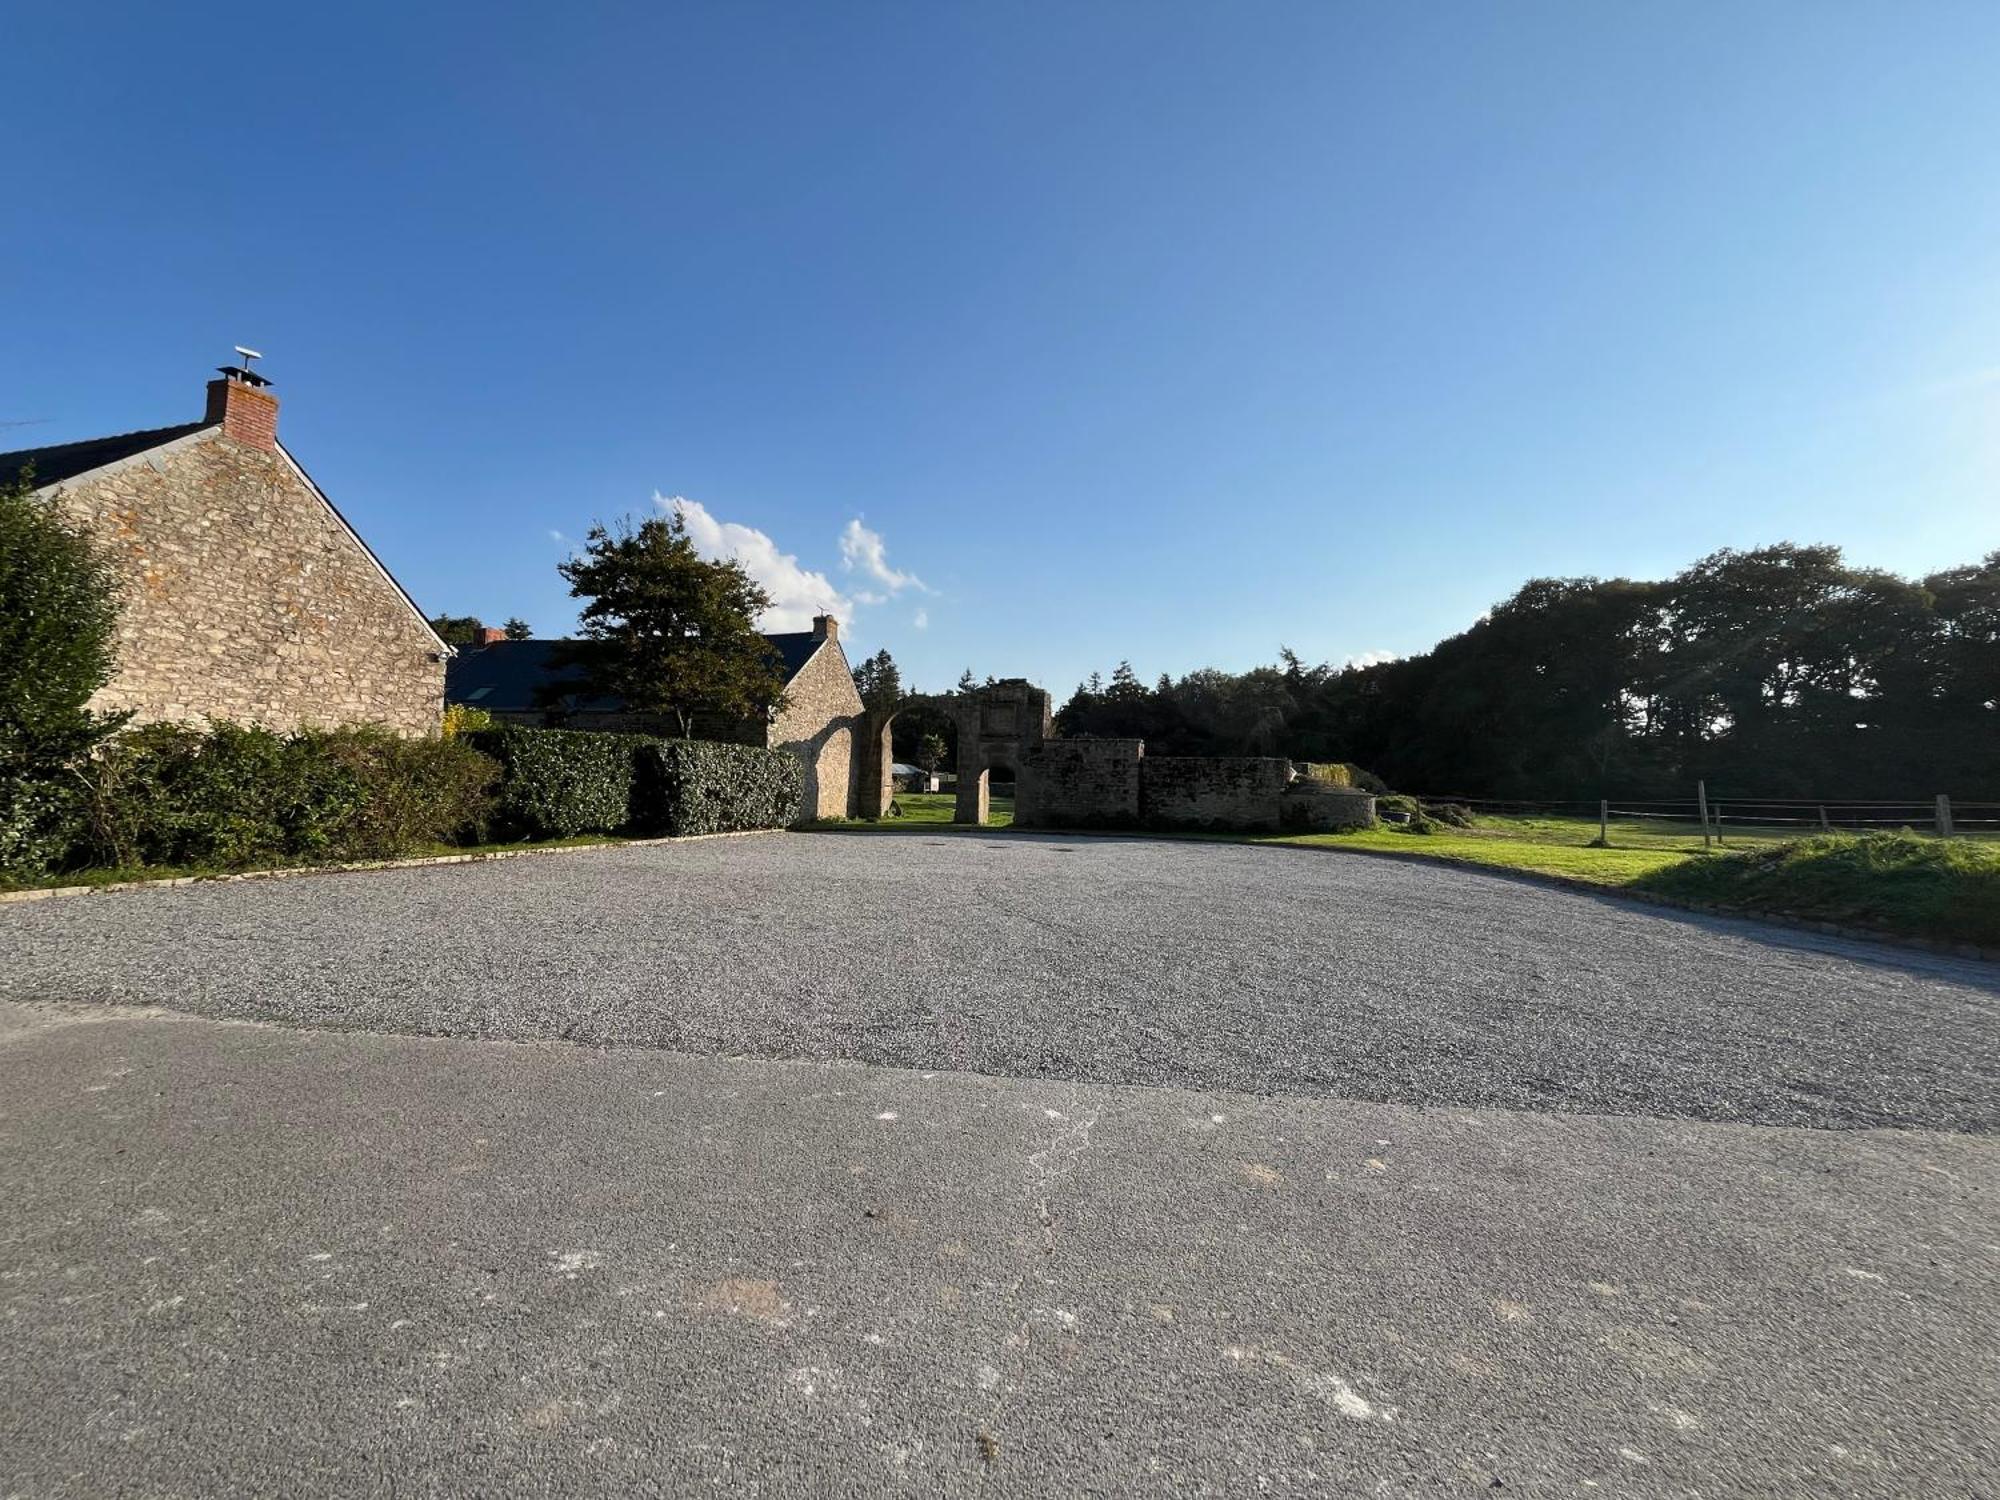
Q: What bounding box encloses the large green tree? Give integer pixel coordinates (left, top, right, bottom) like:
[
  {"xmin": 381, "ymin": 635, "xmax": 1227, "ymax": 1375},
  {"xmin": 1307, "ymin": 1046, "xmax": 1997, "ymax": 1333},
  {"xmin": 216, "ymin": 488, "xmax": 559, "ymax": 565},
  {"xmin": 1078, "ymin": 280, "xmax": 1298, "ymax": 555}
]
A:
[
  {"xmin": 427, "ymin": 613, "xmax": 486, "ymax": 647},
  {"xmin": 0, "ymin": 473, "xmax": 127, "ymax": 873},
  {"xmin": 552, "ymin": 512, "xmax": 789, "ymax": 738},
  {"xmin": 1053, "ymin": 542, "xmax": 2000, "ymax": 799},
  {"xmin": 852, "ymin": 648, "xmax": 903, "ymax": 714}
]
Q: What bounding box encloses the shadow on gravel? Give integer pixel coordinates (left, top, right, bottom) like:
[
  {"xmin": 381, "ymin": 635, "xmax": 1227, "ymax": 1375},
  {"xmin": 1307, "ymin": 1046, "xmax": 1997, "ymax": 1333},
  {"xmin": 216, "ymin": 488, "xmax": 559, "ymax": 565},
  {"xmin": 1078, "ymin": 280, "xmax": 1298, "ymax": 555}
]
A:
[{"xmin": 826, "ymin": 826, "xmax": 2000, "ymax": 993}]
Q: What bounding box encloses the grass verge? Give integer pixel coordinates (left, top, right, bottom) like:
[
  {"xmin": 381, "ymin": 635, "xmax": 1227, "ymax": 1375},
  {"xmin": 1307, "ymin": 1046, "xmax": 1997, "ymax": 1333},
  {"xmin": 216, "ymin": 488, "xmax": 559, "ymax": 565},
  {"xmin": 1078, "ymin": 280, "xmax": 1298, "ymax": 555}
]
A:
[{"xmin": 1632, "ymin": 832, "xmax": 2000, "ymax": 949}]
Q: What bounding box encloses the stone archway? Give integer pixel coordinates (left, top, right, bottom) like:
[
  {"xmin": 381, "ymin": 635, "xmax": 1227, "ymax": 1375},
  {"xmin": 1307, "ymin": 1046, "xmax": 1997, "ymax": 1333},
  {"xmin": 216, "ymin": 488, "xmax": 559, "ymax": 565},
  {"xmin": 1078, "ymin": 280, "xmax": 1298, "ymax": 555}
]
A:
[{"xmin": 954, "ymin": 680, "xmax": 1050, "ymax": 824}]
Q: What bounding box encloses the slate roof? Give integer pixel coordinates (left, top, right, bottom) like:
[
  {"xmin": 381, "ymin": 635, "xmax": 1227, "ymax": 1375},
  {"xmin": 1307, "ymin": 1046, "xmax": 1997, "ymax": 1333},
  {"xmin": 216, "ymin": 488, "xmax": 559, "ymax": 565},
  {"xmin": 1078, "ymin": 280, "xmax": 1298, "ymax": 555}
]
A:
[
  {"xmin": 0, "ymin": 423, "xmax": 208, "ymax": 489},
  {"xmin": 1, "ymin": 413, "xmax": 444, "ymax": 650},
  {"xmin": 445, "ymin": 633, "xmax": 826, "ymax": 714}
]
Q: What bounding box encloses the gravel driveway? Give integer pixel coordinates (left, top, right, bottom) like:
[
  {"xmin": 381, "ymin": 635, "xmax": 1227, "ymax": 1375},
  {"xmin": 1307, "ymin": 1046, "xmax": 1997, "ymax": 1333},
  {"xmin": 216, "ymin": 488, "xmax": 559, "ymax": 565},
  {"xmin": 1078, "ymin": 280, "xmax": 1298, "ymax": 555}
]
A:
[{"xmin": 3, "ymin": 831, "xmax": 1995, "ymax": 1132}]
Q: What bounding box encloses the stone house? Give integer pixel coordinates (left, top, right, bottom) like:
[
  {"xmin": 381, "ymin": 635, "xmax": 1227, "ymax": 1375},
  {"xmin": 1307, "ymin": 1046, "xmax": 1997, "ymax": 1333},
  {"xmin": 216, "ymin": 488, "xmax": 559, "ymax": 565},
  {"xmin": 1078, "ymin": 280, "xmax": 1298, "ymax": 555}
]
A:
[
  {"xmin": 0, "ymin": 365, "xmax": 447, "ymax": 735},
  {"xmin": 445, "ymin": 614, "xmax": 867, "ymax": 820}
]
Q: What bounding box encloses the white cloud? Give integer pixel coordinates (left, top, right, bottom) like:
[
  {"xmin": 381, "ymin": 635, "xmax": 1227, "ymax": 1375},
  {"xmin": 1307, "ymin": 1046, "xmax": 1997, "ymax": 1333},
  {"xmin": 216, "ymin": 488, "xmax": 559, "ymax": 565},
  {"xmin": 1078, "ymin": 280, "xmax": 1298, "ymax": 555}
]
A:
[
  {"xmin": 1344, "ymin": 649, "xmax": 1399, "ymax": 669},
  {"xmin": 839, "ymin": 518, "xmax": 930, "ymax": 595},
  {"xmin": 912, "ymin": 608, "xmax": 929, "ymax": 630},
  {"xmin": 548, "ymin": 528, "xmax": 569, "ymax": 543},
  {"xmin": 660, "ymin": 494, "xmax": 853, "ymax": 633}
]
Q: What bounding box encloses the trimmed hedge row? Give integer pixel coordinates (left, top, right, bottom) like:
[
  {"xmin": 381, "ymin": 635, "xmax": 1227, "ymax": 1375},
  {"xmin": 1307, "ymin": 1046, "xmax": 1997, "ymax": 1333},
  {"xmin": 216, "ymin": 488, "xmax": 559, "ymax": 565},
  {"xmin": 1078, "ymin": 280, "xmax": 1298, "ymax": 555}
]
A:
[
  {"xmin": 82, "ymin": 723, "xmax": 499, "ymax": 870},
  {"xmin": 467, "ymin": 725, "xmax": 803, "ymax": 840},
  {"xmin": 638, "ymin": 739, "xmax": 803, "ymax": 836},
  {"xmin": 0, "ymin": 721, "xmax": 803, "ymax": 883},
  {"xmin": 466, "ymin": 726, "xmax": 655, "ymax": 839}
]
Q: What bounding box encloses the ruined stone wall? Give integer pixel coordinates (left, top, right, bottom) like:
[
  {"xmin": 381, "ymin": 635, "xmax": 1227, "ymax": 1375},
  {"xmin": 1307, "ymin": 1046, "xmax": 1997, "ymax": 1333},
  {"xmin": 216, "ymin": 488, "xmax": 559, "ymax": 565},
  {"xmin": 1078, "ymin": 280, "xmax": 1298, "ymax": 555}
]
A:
[
  {"xmin": 769, "ymin": 638, "xmax": 863, "ymax": 820},
  {"xmin": 955, "ymin": 680, "xmax": 1052, "ymax": 824},
  {"xmin": 1139, "ymin": 757, "xmax": 1295, "ymax": 831},
  {"xmin": 49, "ymin": 429, "xmax": 443, "ymax": 736},
  {"xmin": 1279, "ymin": 784, "xmax": 1377, "ymax": 832},
  {"xmin": 1017, "ymin": 739, "xmax": 1144, "ymax": 827}
]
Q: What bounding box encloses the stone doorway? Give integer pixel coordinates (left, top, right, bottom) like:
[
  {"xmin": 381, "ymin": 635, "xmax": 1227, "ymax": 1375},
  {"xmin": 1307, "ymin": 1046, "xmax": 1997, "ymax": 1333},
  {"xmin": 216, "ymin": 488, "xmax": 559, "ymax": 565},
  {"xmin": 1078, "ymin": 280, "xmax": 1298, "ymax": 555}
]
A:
[{"xmin": 953, "ymin": 680, "xmax": 1050, "ymax": 825}]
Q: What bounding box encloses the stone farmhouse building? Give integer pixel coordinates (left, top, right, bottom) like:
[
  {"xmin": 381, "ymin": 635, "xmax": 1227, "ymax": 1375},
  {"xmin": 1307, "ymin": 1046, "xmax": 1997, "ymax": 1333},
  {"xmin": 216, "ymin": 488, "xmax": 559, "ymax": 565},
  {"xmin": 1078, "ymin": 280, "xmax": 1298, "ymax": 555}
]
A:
[
  {"xmin": 446, "ymin": 615, "xmax": 868, "ymax": 820},
  {"xmin": 0, "ymin": 365, "xmax": 447, "ymax": 735}
]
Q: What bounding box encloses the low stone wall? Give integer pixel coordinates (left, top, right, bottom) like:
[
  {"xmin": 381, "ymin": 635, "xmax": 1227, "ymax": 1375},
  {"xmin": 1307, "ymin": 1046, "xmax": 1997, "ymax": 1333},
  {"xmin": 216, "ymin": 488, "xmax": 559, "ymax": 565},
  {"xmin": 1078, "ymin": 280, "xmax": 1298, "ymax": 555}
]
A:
[
  {"xmin": 1018, "ymin": 739, "xmax": 1143, "ymax": 827},
  {"xmin": 1016, "ymin": 739, "xmax": 1378, "ymax": 833},
  {"xmin": 1279, "ymin": 784, "xmax": 1377, "ymax": 832},
  {"xmin": 1139, "ymin": 756, "xmax": 1295, "ymax": 831}
]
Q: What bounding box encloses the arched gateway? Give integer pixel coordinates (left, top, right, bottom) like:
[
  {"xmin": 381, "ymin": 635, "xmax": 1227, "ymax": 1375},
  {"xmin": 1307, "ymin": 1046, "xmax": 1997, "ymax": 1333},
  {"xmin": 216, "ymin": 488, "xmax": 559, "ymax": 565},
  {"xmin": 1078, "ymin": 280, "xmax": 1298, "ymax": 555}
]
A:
[{"xmin": 954, "ymin": 679, "xmax": 1052, "ymax": 824}]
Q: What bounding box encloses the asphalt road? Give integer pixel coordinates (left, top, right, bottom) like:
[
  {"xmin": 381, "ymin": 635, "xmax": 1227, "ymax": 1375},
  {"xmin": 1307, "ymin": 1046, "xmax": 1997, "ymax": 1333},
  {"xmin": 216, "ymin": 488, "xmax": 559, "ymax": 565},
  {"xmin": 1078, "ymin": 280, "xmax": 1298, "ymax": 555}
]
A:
[{"xmin": 3, "ymin": 834, "xmax": 1997, "ymax": 1497}]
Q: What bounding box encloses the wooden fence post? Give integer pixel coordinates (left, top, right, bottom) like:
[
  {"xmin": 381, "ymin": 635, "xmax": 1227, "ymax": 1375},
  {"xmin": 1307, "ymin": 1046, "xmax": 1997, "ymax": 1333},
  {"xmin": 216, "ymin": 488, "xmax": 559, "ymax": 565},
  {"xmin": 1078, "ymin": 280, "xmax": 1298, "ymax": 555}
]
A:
[
  {"xmin": 1818, "ymin": 806, "xmax": 1831, "ymax": 831},
  {"xmin": 1936, "ymin": 794, "xmax": 1954, "ymax": 839},
  {"xmin": 1697, "ymin": 781, "xmax": 1711, "ymax": 850},
  {"xmin": 1599, "ymin": 799, "xmax": 1609, "ymax": 846}
]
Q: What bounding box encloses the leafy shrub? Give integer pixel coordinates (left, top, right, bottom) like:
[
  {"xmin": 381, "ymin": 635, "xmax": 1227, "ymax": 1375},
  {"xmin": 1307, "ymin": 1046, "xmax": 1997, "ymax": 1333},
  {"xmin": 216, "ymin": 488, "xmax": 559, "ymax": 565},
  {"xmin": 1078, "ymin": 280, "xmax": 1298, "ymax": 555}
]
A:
[
  {"xmin": 0, "ymin": 473, "xmax": 127, "ymax": 878},
  {"xmin": 305, "ymin": 728, "xmax": 498, "ymax": 858},
  {"xmin": 634, "ymin": 739, "xmax": 804, "ymax": 836},
  {"xmin": 87, "ymin": 723, "xmax": 354, "ymax": 868},
  {"xmin": 0, "ymin": 762, "xmax": 84, "ymax": 880},
  {"xmin": 466, "ymin": 725, "xmax": 655, "ymax": 838},
  {"xmin": 83, "ymin": 723, "xmax": 498, "ymax": 870},
  {"xmin": 1427, "ymin": 801, "xmax": 1476, "ymax": 829},
  {"xmin": 441, "ymin": 703, "xmax": 495, "ymax": 738},
  {"xmin": 1636, "ymin": 831, "xmax": 2000, "ymax": 948}
]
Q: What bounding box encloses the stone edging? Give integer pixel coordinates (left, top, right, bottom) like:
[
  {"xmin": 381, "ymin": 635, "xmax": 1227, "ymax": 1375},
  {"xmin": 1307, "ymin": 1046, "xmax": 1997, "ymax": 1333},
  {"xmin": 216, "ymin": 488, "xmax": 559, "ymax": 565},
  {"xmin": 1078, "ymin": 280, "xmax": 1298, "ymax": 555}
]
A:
[{"xmin": 0, "ymin": 828, "xmax": 785, "ymax": 906}]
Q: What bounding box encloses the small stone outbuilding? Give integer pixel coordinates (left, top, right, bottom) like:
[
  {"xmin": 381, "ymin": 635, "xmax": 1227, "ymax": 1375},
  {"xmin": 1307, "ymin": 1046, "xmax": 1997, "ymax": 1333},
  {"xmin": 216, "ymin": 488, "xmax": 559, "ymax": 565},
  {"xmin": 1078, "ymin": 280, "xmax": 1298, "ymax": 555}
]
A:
[
  {"xmin": 445, "ymin": 614, "xmax": 868, "ymax": 821},
  {"xmin": 1, "ymin": 365, "xmax": 447, "ymax": 735}
]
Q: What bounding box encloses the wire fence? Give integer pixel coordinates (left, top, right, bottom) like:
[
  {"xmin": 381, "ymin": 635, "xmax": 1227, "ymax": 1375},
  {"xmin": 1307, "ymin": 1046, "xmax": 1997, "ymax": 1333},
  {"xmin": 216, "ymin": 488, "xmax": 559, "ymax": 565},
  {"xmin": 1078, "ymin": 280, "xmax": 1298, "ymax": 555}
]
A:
[{"xmin": 1406, "ymin": 790, "xmax": 1997, "ymax": 850}]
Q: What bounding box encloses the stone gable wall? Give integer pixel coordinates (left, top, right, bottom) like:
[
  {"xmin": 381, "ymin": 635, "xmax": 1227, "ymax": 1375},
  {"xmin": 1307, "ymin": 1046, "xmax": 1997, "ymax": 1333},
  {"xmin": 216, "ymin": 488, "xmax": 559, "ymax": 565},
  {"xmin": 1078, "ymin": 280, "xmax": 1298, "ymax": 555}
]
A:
[
  {"xmin": 49, "ymin": 431, "xmax": 443, "ymax": 736},
  {"xmin": 769, "ymin": 639, "xmax": 862, "ymax": 820}
]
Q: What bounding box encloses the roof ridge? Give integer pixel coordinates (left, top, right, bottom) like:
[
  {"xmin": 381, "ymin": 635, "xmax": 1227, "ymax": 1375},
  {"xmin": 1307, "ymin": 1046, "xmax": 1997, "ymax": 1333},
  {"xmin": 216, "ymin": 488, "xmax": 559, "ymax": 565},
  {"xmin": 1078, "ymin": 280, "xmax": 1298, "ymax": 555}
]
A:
[{"xmin": 0, "ymin": 420, "xmax": 210, "ymax": 470}]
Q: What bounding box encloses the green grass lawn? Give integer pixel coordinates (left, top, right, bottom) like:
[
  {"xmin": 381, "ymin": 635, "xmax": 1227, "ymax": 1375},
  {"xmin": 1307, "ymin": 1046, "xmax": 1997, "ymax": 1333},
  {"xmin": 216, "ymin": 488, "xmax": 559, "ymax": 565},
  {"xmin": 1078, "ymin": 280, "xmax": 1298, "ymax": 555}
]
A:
[
  {"xmin": 1247, "ymin": 821, "xmax": 1689, "ymax": 885},
  {"xmin": 821, "ymin": 790, "xmax": 1014, "ymax": 828}
]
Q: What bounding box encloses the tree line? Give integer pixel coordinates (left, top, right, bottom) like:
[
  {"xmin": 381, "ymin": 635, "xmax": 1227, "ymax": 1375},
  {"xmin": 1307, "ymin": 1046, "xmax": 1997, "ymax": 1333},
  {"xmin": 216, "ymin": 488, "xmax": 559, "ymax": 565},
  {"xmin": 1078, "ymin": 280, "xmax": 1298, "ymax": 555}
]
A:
[{"xmin": 1054, "ymin": 544, "xmax": 1998, "ymax": 800}]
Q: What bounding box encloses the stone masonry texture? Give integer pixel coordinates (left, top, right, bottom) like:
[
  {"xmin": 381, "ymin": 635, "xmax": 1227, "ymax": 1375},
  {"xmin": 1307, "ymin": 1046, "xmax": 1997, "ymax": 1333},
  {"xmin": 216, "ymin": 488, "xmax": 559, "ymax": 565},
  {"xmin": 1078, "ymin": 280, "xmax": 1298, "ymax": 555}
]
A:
[
  {"xmin": 768, "ymin": 637, "xmax": 863, "ymax": 820},
  {"xmin": 956, "ymin": 679, "xmax": 1053, "ymax": 824},
  {"xmin": 1012, "ymin": 719, "xmax": 1375, "ymax": 832},
  {"xmin": 47, "ymin": 429, "xmax": 443, "ymax": 736},
  {"xmin": 1139, "ymin": 756, "xmax": 1296, "ymax": 831},
  {"xmin": 1018, "ymin": 738, "xmax": 1143, "ymax": 827}
]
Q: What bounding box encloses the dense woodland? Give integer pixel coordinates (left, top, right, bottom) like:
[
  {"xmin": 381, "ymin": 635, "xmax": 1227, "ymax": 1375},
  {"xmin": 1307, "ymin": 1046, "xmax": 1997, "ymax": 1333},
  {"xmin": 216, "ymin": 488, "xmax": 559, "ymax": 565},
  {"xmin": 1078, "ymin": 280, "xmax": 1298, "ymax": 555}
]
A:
[{"xmin": 899, "ymin": 546, "xmax": 1998, "ymax": 801}]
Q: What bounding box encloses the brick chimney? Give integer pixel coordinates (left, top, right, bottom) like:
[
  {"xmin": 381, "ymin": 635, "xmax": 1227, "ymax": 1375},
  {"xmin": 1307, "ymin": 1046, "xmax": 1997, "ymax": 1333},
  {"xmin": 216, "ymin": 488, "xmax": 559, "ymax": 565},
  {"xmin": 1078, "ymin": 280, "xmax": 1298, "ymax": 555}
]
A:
[
  {"xmin": 475, "ymin": 626, "xmax": 509, "ymax": 647},
  {"xmin": 812, "ymin": 614, "xmax": 840, "ymax": 642},
  {"xmin": 204, "ymin": 364, "xmax": 279, "ymax": 451}
]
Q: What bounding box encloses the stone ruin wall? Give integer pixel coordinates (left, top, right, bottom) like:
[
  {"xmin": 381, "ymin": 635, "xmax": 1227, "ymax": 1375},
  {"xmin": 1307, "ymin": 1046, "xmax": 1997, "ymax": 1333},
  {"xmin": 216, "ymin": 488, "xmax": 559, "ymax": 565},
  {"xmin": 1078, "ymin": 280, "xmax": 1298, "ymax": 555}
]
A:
[
  {"xmin": 1016, "ymin": 738, "xmax": 1375, "ymax": 833},
  {"xmin": 1138, "ymin": 755, "xmax": 1295, "ymax": 831},
  {"xmin": 1015, "ymin": 739, "xmax": 1144, "ymax": 827},
  {"xmin": 957, "ymin": 683, "xmax": 1375, "ymax": 833}
]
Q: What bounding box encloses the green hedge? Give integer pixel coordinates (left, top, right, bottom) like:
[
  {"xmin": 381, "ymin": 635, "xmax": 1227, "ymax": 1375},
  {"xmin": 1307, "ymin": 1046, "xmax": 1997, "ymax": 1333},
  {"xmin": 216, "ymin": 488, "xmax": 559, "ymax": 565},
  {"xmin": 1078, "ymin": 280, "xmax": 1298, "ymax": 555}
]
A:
[
  {"xmin": 465, "ymin": 725, "xmax": 656, "ymax": 839},
  {"xmin": 84, "ymin": 723, "xmax": 498, "ymax": 869},
  {"xmin": 633, "ymin": 739, "xmax": 803, "ymax": 836}
]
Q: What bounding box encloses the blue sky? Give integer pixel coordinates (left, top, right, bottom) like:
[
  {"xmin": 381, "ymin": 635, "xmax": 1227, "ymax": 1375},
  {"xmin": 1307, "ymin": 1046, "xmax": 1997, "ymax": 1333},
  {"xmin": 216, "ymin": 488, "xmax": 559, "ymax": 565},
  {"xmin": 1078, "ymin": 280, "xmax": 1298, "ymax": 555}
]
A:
[{"xmin": 7, "ymin": 3, "xmax": 1999, "ymax": 695}]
